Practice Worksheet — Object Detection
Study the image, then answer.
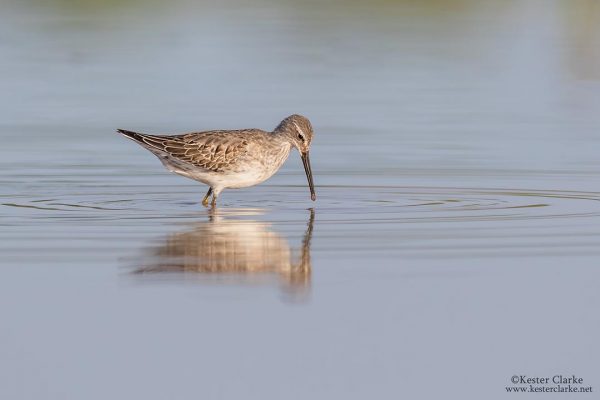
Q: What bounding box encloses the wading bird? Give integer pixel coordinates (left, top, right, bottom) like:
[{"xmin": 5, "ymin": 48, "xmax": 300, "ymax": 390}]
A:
[{"xmin": 118, "ymin": 114, "xmax": 316, "ymax": 206}]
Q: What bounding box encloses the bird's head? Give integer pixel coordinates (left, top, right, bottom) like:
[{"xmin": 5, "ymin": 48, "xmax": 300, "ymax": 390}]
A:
[
  {"xmin": 275, "ymin": 114, "xmax": 316, "ymax": 201},
  {"xmin": 275, "ymin": 114, "xmax": 314, "ymax": 153}
]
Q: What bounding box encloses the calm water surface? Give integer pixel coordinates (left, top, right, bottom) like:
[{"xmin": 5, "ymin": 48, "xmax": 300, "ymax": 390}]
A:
[{"xmin": 1, "ymin": 1, "xmax": 600, "ymax": 399}]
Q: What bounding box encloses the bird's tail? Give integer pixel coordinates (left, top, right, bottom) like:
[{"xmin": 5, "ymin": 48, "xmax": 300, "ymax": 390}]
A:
[
  {"xmin": 117, "ymin": 129, "xmax": 173, "ymax": 155},
  {"xmin": 117, "ymin": 129, "xmax": 145, "ymax": 143}
]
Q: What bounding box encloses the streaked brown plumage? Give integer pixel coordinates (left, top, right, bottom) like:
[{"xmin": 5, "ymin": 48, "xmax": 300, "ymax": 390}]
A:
[{"xmin": 117, "ymin": 114, "xmax": 316, "ymax": 206}]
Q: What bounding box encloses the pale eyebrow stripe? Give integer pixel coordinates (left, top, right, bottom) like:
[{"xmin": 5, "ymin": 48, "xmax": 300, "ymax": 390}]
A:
[{"xmin": 292, "ymin": 122, "xmax": 305, "ymax": 137}]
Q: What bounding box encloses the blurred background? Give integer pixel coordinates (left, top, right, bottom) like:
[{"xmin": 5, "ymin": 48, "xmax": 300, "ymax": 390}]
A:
[
  {"xmin": 1, "ymin": 1, "xmax": 599, "ymax": 399},
  {"xmin": 2, "ymin": 0, "xmax": 600, "ymax": 182}
]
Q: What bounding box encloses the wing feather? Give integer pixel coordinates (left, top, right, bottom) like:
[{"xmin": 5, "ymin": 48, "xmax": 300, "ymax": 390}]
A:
[{"xmin": 120, "ymin": 129, "xmax": 255, "ymax": 173}]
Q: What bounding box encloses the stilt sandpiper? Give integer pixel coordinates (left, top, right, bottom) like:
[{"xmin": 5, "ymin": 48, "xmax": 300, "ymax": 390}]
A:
[{"xmin": 118, "ymin": 114, "xmax": 316, "ymax": 207}]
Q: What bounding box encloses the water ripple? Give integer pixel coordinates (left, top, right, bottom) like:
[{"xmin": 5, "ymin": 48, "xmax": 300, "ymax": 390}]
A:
[{"xmin": 2, "ymin": 186, "xmax": 600, "ymax": 224}]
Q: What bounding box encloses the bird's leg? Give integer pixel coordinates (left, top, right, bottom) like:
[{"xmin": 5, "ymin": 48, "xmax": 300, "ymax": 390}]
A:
[
  {"xmin": 210, "ymin": 188, "xmax": 223, "ymax": 208},
  {"xmin": 202, "ymin": 187, "xmax": 213, "ymax": 207}
]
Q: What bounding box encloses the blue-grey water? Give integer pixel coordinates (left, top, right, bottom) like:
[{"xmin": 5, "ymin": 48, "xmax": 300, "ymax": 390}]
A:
[{"xmin": 1, "ymin": 1, "xmax": 600, "ymax": 399}]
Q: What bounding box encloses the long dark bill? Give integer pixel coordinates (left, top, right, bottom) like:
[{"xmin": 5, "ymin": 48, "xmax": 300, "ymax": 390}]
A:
[{"xmin": 301, "ymin": 152, "xmax": 316, "ymax": 201}]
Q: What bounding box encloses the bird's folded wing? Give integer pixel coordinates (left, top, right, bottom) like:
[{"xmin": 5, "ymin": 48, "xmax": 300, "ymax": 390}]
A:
[{"xmin": 135, "ymin": 132, "xmax": 250, "ymax": 172}]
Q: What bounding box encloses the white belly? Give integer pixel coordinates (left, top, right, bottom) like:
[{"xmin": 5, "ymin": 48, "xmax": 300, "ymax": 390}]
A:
[
  {"xmin": 169, "ymin": 159, "xmax": 284, "ymax": 190},
  {"xmin": 201, "ymin": 168, "xmax": 269, "ymax": 189},
  {"xmin": 157, "ymin": 143, "xmax": 291, "ymax": 191}
]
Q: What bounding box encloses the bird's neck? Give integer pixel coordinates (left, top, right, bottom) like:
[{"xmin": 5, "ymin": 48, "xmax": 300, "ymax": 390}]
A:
[{"xmin": 271, "ymin": 129, "xmax": 294, "ymax": 149}]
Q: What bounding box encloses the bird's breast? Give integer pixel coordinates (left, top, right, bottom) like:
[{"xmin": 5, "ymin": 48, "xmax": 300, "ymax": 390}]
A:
[
  {"xmin": 180, "ymin": 141, "xmax": 291, "ymax": 189},
  {"xmin": 226, "ymin": 143, "xmax": 291, "ymax": 188}
]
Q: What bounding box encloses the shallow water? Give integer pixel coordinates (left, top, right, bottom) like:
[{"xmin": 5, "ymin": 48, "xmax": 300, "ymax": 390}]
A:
[{"xmin": 1, "ymin": 1, "xmax": 600, "ymax": 399}]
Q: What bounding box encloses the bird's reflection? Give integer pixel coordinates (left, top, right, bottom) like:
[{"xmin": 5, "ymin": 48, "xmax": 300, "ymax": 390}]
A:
[{"xmin": 133, "ymin": 209, "xmax": 314, "ymax": 297}]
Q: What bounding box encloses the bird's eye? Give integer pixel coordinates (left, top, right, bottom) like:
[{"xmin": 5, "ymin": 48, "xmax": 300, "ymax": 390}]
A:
[{"xmin": 298, "ymin": 134, "xmax": 304, "ymax": 140}]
